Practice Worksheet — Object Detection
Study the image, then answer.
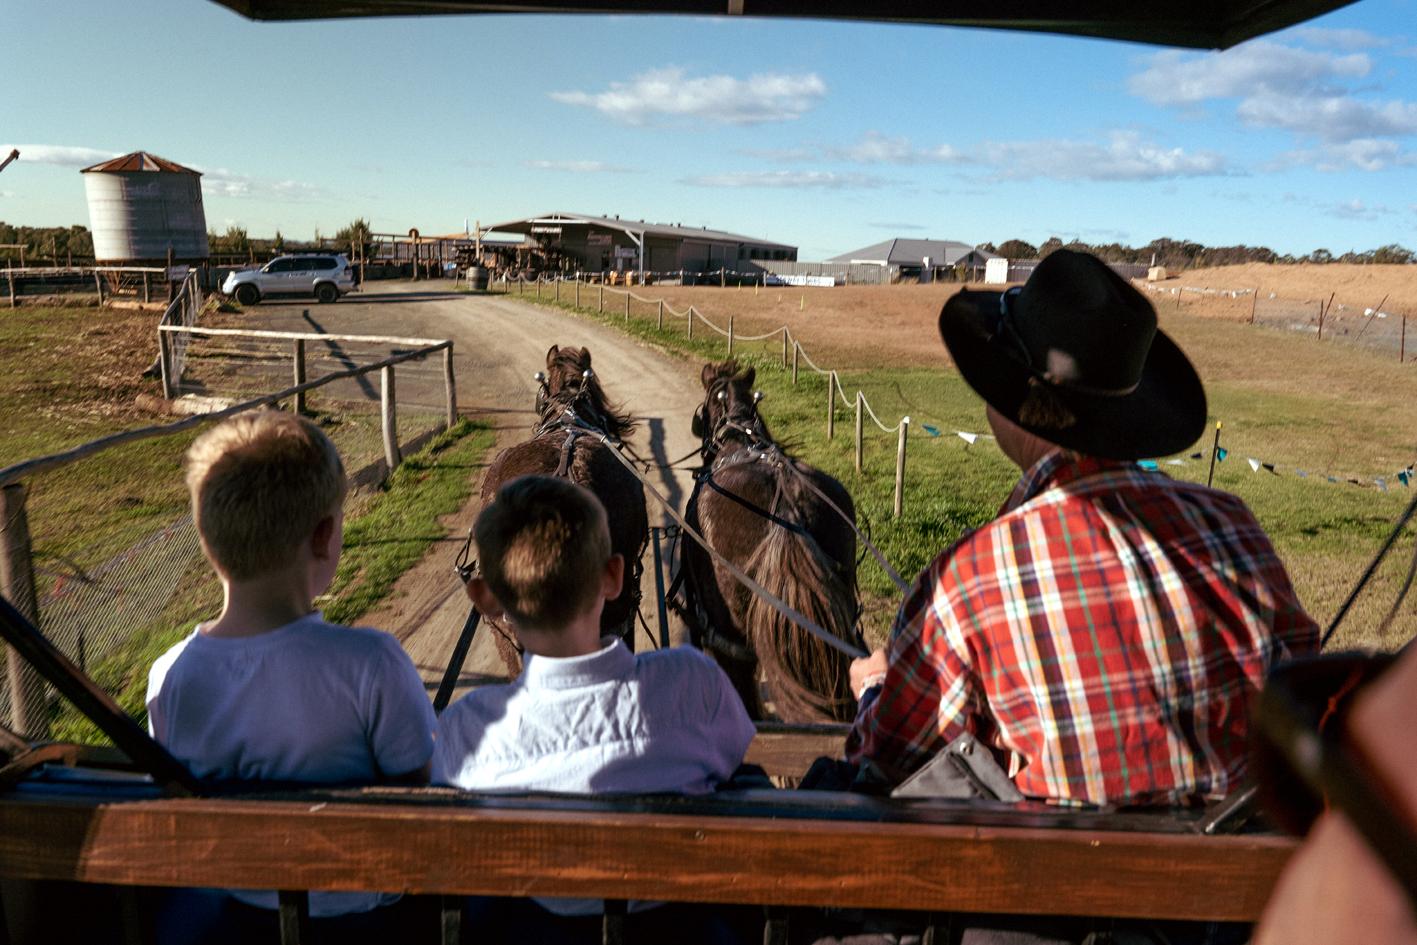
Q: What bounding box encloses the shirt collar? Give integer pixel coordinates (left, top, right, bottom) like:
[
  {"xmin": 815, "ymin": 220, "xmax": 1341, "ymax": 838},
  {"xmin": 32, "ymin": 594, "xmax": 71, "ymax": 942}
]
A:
[
  {"xmin": 521, "ymin": 637, "xmax": 635, "ymax": 690},
  {"xmin": 1002, "ymin": 448, "xmax": 1129, "ymax": 512}
]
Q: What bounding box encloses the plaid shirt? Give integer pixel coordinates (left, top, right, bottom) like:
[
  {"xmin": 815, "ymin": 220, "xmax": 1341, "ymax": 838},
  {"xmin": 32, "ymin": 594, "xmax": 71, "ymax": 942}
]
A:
[{"xmin": 847, "ymin": 449, "xmax": 1318, "ymax": 807}]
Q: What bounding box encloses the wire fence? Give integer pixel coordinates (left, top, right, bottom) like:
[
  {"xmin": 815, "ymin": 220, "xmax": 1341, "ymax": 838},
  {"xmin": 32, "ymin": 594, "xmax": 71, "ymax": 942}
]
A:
[{"xmin": 0, "ymin": 321, "xmax": 457, "ymax": 738}]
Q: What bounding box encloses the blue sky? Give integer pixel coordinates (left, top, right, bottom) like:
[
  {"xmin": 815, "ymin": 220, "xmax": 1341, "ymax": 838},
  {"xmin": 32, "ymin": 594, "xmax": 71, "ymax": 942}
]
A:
[{"xmin": 3, "ymin": 0, "xmax": 1416, "ymax": 259}]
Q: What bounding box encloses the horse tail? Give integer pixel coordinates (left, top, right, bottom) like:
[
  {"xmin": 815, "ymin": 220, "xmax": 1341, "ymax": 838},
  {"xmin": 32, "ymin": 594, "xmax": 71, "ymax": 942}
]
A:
[{"xmin": 742, "ymin": 521, "xmax": 857, "ymax": 723}]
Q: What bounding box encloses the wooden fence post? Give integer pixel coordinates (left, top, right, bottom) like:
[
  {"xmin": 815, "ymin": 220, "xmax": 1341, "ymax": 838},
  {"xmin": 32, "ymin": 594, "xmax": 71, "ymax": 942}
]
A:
[
  {"xmin": 1402, "ymin": 312, "xmax": 1407, "ymax": 363},
  {"xmin": 158, "ymin": 328, "xmax": 174, "ymax": 400},
  {"xmin": 1249, "ymin": 287, "xmax": 1258, "ymax": 325},
  {"xmin": 536, "ymin": 280, "xmax": 541, "ymax": 301},
  {"xmin": 1, "ymin": 483, "xmax": 48, "ymax": 737},
  {"xmin": 728, "ymin": 315, "xmax": 735, "ymax": 357},
  {"xmin": 93, "ymin": 271, "xmax": 104, "ymax": 304},
  {"xmin": 781, "ymin": 328, "xmax": 788, "ymax": 368},
  {"xmin": 598, "ymin": 284, "xmax": 604, "ymax": 313},
  {"xmin": 443, "ymin": 345, "xmax": 458, "ymax": 429},
  {"xmin": 381, "ymin": 366, "xmax": 400, "ymax": 473},
  {"xmin": 292, "ymin": 338, "xmax": 306, "ymax": 414},
  {"xmin": 687, "ymin": 307, "xmax": 694, "ymax": 341},
  {"xmin": 657, "ymin": 300, "xmax": 664, "ymax": 331},
  {"xmin": 624, "ymin": 291, "xmax": 630, "ymax": 322},
  {"xmin": 894, "ymin": 418, "xmax": 909, "ymax": 518},
  {"xmin": 6, "ymin": 264, "xmax": 14, "ymax": 308},
  {"xmin": 854, "ymin": 391, "xmax": 864, "ymax": 473},
  {"xmin": 826, "ymin": 372, "xmax": 836, "ymax": 440},
  {"xmin": 555, "ymin": 278, "xmax": 560, "ymax": 303},
  {"xmin": 142, "ymin": 272, "xmax": 151, "ymax": 304},
  {"xmin": 576, "ymin": 280, "xmax": 581, "ymax": 308},
  {"xmin": 792, "ymin": 342, "xmax": 799, "ymax": 385}
]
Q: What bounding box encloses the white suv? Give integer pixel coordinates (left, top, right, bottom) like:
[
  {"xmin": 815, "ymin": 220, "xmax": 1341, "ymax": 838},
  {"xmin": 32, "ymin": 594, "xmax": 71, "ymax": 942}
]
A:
[{"xmin": 222, "ymin": 254, "xmax": 356, "ymax": 305}]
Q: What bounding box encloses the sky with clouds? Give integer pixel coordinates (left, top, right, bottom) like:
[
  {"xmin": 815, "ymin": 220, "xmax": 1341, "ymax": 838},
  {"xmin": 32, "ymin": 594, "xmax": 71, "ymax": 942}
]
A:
[{"xmin": 3, "ymin": 0, "xmax": 1416, "ymax": 259}]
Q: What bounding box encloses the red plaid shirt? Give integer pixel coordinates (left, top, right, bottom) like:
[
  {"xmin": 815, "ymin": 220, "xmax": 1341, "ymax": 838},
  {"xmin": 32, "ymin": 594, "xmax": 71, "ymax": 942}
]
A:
[{"xmin": 847, "ymin": 450, "xmax": 1318, "ymax": 807}]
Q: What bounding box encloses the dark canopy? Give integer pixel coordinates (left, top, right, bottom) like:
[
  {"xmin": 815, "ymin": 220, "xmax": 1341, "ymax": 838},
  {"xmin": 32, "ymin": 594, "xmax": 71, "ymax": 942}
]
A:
[{"xmin": 208, "ymin": 0, "xmax": 1358, "ymax": 50}]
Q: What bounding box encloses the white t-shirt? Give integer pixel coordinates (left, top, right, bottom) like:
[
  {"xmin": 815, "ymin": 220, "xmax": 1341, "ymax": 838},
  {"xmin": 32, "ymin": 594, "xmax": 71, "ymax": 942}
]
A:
[
  {"xmin": 146, "ymin": 612, "xmax": 436, "ymax": 916},
  {"xmin": 433, "ymin": 638, "xmax": 756, "ymax": 915}
]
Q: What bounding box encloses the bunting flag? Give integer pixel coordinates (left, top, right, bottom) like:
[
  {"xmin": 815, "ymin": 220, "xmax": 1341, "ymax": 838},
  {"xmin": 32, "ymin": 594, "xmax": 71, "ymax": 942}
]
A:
[
  {"xmin": 1217, "ymin": 448, "xmax": 1228, "ymax": 462},
  {"xmin": 1248, "ymin": 458, "xmax": 1261, "ymax": 472},
  {"xmin": 1262, "ymin": 463, "xmax": 1277, "ymax": 475},
  {"xmin": 1377, "ymin": 478, "xmax": 1388, "ymax": 492},
  {"xmin": 1399, "ymin": 470, "xmax": 1412, "ymax": 487},
  {"xmin": 1165, "ymin": 459, "xmax": 1186, "ymax": 466},
  {"xmin": 1137, "ymin": 460, "xmax": 1160, "ymax": 471},
  {"xmin": 957, "ymin": 431, "xmax": 979, "ymax": 446},
  {"xmin": 1189, "ymin": 452, "xmax": 1204, "ymax": 460},
  {"xmin": 921, "ymin": 424, "xmax": 941, "ymax": 437}
]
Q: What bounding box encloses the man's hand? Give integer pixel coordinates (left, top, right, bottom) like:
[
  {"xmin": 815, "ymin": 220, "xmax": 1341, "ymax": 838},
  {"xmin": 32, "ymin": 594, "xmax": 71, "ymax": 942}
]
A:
[{"xmin": 850, "ymin": 648, "xmax": 888, "ymax": 700}]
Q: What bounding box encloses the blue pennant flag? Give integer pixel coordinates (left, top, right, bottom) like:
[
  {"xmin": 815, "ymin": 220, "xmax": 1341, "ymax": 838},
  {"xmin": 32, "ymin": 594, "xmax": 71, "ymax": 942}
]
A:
[
  {"xmin": 1137, "ymin": 460, "xmax": 1160, "ymax": 471},
  {"xmin": 921, "ymin": 424, "xmax": 941, "ymax": 437},
  {"xmin": 1216, "ymin": 448, "xmax": 1228, "ymax": 462},
  {"xmin": 1399, "ymin": 470, "xmax": 1412, "ymax": 487}
]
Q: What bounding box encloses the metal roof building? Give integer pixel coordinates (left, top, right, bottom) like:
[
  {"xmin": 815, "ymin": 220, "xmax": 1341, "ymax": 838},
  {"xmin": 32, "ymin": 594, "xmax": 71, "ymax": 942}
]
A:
[
  {"xmin": 487, "ymin": 212, "xmax": 796, "ymax": 276},
  {"xmin": 828, "ymin": 238, "xmax": 998, "ymax": 282}
]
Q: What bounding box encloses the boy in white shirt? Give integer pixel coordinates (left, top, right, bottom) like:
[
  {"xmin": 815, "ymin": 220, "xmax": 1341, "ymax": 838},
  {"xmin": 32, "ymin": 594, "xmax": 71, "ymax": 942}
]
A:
[
  {"xmin": 146, "ymin": 410, "xmax": 436, "ymax": 939},
  {"xmin": 435, "ymin": 475, "xmax": 756, "ymax": 941}
]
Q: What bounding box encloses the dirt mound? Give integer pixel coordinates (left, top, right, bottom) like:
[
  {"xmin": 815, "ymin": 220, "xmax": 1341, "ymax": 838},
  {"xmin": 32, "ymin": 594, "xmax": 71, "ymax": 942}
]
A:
[{"xmin": 1174, "ymin": 263, "xmax": 1417, "ymax": 312}]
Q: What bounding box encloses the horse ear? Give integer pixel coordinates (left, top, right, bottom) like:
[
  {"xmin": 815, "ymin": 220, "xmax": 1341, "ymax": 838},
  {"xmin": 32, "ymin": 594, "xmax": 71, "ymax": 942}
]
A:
[
  {"xmin": 546, "ymin": 345, "xmax": 559, "ymax": 367},
  {"xmin": 701, "ymin": 363, "xmax": 718, "ymax": 389},
  {"xmin": 580, "ymin": 347, "xmax": 592, "ymax": 368},
  {"xmin": 739, "ymin": 366, "xmax": 756, "ymax": 386}
]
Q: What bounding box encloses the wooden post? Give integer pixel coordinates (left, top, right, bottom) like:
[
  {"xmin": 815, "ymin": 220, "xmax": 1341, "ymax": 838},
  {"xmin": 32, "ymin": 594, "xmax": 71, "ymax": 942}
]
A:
[
  {"xmin": 292, "ymin": 338, "xmax": 306, "ymax": 414},
  {"xmin": 1402, "ymin": 312, "xmax": 1408, "ymax": 363},
  {"xmin": 657, "ymin": 300, "xmax": 664, "ymax": 331},
  {"xmin": 6, "ymin": 264, "xmax": 13, "ymax": 309},
  {"xmin": 792, "ymin": 342, "xmax": 799, "ymax": 385},
  {"xmin": 555, "ymin": 278, "xmax": 560, "ymax": 303},
  {"xmin": 826, "ymin": 372, "xmax": 836, "ymax": 440},
  {"xmin": 142, "ymin": 272, "xmax": 151, "ymax": 304},
  {"xmin": 624, "ymin": 291, "xmax": 630, "ymax": 322},
  {"xmin": 1249, "ymin": 287, "xmax": 1258, "ymax": 325},
  {"xmin": 1, "ymin": 483, "xmax": 47, "ymax": 737},
  {"xmin": 1317, "ymin": 293, "xmax": 1334, "ymax": 341},
  {"xmin": 381, "ymin": 365, "xmax": 400, "ymax": 473},
  {"xmin": 781, "ymin": 328, "xmax": 788, "ymax": 368},
  {"xmin": 158, "ymin": 328, "xmax": 174, "ymax": 400},
  {"xmin": 536, "ymin": 279, "xmax": 541, "ymax": 301},
  {"xmin": 893, "ymin": 418, "xmax": 909, "ymax": 518},
  {"xmin": 443, "ymin": 345, "xmax": 457, "ymax": 429},
  {"xmin": 728, "ymin": 315, "xmax": 735, "ymax": 357},
  {"xmin": 687, "ymin": 307, "xmax": 694, "ymax": 341},
  {"xmin": 598, "ymin": 284, "xmax": 604, "ymax": 313},
  {"xmin": 278, "ymin": 891, "xmax": 311, "ymax": 945},
  {"xmin": 576, "ymin": 280, "xmax": 581, "ymax": 307},
  {"xmin": 854, "ymin": 391, "xmax": 864, "ymax": 473}
]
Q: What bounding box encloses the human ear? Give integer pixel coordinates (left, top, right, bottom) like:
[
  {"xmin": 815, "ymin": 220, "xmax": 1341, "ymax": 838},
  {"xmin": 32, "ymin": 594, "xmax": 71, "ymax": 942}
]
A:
[
  {"xmin": 603, "ymin": 554, "xmax": 625, "ymax": 599},
  {"xmin": 467, "ymin": 577, "xmax": 504, "ymax": 619},
  {"xmin": 310, "ymin": 516, "xmax": 337, "ymax": 560}
]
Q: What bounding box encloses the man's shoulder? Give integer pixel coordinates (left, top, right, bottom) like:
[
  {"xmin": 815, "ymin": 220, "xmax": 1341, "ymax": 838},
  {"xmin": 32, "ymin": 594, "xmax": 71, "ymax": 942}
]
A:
[
  {"xmin": 635, "ymin": 645, "xmax": 724, "ymax": 680},
  {"xmin": 295, "ymin": 617, "xmax": 404, "ymax": 656}
]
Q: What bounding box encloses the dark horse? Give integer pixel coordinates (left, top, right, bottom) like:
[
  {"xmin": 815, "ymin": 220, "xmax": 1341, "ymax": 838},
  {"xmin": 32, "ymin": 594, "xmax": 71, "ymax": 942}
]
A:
[
  {"xmin": 479, "ymin": 345, "xmax": 648, "ymax": 676},
  {"xmin": 677, "ymin": 360, "xmax": 861, "ymax": 723}
]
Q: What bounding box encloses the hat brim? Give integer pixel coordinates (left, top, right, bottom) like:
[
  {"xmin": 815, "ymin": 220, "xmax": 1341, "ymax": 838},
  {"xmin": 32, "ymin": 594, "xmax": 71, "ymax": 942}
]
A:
[{"xmin": 939, "ymin": 290, "xmax": 1207, "ymax": 460}]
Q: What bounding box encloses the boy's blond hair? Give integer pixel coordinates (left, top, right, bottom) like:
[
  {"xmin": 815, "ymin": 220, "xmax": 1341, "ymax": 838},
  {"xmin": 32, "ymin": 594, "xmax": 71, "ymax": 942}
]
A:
[
  {"xmin": 186, "ymin": 410, "xmax": 346, "ymax": 580},
  {"xmin": 475, "ymin": 475, "xmax": 611, "ymax": 628}
]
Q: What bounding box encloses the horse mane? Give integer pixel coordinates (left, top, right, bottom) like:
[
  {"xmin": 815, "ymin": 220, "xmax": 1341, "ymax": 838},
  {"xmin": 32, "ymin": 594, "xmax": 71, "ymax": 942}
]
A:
[{"xmin": 545, "ymin": 346, "xmax": 637, "ymax": 441}]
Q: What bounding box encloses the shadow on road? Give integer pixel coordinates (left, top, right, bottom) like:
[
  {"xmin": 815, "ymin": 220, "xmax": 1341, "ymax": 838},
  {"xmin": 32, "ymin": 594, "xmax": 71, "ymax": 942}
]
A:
[
  {"xmin": 341, "ymin": 289, "xmax": 466, "ymax": 304},
  {"xmin": 643, "ymin": 416, "xmax": 685, "ymax": 518},
  {"xmin": 301, "ymin": 309, "xmax": 378, "ymax": 399}
]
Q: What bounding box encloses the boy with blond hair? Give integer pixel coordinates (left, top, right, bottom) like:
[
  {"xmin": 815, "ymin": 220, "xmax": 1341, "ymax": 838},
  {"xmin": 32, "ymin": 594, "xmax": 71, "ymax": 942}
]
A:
[
  {"xmin": 435, "ymin": 475, "xmax": 755, "ymax": 935},
  {"xmin": 147, "ymin": 409, "xmax": 435, "ymax": 926}
]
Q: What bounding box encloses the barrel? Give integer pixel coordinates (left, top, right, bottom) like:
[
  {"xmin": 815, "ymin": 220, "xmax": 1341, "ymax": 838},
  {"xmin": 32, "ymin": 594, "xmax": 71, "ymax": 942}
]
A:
[{"xmin": 467, "ymin": 266, "xmax": 489, "ymax": 291}]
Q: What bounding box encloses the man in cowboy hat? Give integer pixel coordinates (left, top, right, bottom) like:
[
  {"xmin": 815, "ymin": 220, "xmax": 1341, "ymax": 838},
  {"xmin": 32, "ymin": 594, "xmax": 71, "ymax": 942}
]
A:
[{"xmin": 846, "ymin": 249, "xmax": 1318, "ymax": 806}]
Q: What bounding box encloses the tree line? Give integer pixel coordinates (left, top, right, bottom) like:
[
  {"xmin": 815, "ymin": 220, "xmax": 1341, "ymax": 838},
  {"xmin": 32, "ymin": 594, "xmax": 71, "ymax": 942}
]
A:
[{"xmin": 976, "ymin": 236, "xmax": 1415, "ymax": 268}]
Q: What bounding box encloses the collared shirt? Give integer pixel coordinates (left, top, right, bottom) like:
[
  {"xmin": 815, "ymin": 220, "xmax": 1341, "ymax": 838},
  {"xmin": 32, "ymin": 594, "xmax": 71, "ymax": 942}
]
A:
[
  {"xmin": 434, "ymin": 638, "xmax": 755, "ymax": 795},
  {"xmin": 847, "ymin": 449, "xmax": 1319, "ymax": 807}
]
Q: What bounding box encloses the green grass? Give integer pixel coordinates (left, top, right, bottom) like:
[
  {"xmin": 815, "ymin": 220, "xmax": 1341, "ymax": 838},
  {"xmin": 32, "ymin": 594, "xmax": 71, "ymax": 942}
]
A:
[
  {"xmin": 499, "ymin": 281, "xmax": 1417, "ymax": 650},
  {"xmin": 48, "ymin": 418, "xmax": 491, "ymax": 743}
]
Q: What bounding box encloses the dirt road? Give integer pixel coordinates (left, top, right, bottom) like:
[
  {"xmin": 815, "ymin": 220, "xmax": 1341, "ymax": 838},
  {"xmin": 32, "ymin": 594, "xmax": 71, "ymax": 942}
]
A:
[{"xmin": 233, "ymin": 279, "xmax": 704, "ymax": 693}]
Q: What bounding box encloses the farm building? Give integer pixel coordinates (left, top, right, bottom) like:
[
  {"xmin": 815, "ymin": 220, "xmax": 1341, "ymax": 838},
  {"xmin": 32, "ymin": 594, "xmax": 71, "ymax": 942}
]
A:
[
  {"xmin": 80, "ymin": 151, "xmax": 209, "ymax": 265},
  {"xmin": 828, "ymin": 238, "xmax": 999, "ymax": 283},
  {"xmin": 486, "ymin": 212, "xmax": 797, "ymax": 277}
]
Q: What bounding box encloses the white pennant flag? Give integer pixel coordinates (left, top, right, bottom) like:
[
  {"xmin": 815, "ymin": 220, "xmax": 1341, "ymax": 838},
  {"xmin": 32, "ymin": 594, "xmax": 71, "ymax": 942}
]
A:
[
  {"xmin": 957, "ymin": 431, "xmax": 979, "ymax": 445},
  {"xmin": 1247, "ymin": 458, "xmax": 1261, "ymax": 473}
]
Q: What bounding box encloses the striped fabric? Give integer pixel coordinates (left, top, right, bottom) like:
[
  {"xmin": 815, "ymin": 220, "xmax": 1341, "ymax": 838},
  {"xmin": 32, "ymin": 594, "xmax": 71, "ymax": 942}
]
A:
[{"xmin": 847, "ymin": 450, "xmax": 1319, "ymax": 807}]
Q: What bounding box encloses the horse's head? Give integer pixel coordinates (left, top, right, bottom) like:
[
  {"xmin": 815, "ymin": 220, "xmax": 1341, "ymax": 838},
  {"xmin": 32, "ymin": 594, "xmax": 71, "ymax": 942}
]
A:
[
  {"xmin": 695, "ymin": 359, "xmax": 768, "ymax": 452},
  {"xmin": 537, "ymin": 345, "xmax": 636, "ymax": 440}
]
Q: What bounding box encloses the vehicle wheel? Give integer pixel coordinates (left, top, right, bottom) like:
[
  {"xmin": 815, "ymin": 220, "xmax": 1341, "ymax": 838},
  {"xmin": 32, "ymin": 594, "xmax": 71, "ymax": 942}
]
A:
[
  {"xmin": 234, "ymin": 284, "xmax": 260, "ymax": 306},
  {"xmin": 315, "ymin": 283, "xmax": 339, "ymax": 304}
]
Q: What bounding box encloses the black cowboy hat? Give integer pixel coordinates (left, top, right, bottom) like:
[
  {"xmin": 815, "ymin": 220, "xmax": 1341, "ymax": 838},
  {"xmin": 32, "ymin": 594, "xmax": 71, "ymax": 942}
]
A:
[{"xmin": 938, "ymin": 249, "xmax": 1206, "ymax": 460}]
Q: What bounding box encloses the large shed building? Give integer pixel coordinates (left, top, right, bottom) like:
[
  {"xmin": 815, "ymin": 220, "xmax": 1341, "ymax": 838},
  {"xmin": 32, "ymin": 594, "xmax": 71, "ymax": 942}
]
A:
[
  {"xmin": 486, "ymin": 212, "xmax": 796, "ymax": 277},
  {"xmin": 828, "ymin": 238, "xmax": 998, "ymax": 283}
]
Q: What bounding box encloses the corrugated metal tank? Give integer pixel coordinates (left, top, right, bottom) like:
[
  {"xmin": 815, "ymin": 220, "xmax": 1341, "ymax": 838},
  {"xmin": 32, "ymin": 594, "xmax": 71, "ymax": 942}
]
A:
[{"xmin": 82, "ymin": 155, "xmax": 209, "ymax": 263}]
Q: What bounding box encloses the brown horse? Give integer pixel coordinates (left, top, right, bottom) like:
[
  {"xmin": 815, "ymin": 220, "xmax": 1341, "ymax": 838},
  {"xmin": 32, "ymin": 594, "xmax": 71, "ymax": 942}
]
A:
[
  {"xmin": 676, "ymin": 360, "xmax": 861, "ymax": 723},
  {"xmin": 479, "ymin": 345, "xmax": 648, "ymax": 676}
]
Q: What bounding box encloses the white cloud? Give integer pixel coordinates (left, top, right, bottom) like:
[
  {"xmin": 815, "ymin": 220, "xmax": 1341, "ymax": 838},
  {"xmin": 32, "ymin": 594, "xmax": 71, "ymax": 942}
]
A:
[
  {"xmin": 197, "ymin": 166, "xmax": 322, "ymax": 201},
  {"xmin": 1237, "ymin": 93, "xmax": 1417, "ymax": 141},
  {"xmin": 1290, "ymin": 27, "xmax": 1389, "ymax": 50},
  {"xmin": 1278, "ymin": 138, "xmax": 1417, "ymax": 171},
  {"xmin": 551, "ymin": 67, "xmax": 826, "ymax": 125},
  {"xmin": 1128, "ymin": 41, "xmax": 1370, "ymax": 106},
  {"xmin": 0, "ymin": 144, "xmax": 122, "ymax": 168},
  {"xmin": 523, "ymin": 159, "xmax": 638, "ymax": 173},
  {"xmin": 680, "ymin": 170, "xmax": 889, "ymax": 189},
  {"xmin": 869, "ymin": 221, "xmax": 928, "ymax": 230},
  {"xmin": 986, "ymin": 131, "xmax": 1229, "ymax": 181},
  {"xmin": 1326, "ymin": 198, "xmax": 1392, "ymax": 220},
  {"xmin": 829, "ymin": 132, "xmax": 964, "ymax": 165}
]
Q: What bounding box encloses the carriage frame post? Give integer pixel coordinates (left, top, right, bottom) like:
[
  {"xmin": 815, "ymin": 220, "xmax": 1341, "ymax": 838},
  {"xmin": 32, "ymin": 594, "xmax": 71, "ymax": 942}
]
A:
[
  {"xmin": 894, "ymin": 417, "xmax": 909, "ymax": 518},
  {"xmin": 292, "ymin": 337, "xmax": 306, "ymax": 414},
  {"xmin": 854, "ymin": 391, "xmax": 864, "ymax": 473}
]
